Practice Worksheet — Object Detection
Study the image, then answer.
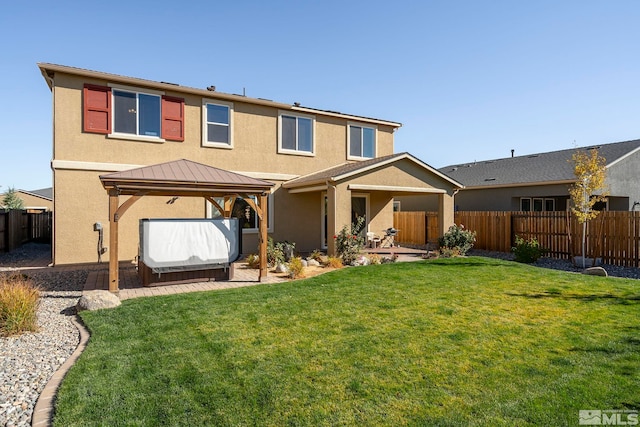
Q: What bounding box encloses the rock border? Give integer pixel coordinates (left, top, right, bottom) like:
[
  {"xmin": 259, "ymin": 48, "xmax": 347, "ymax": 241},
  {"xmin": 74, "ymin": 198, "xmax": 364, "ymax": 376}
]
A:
[{"xmin": 31, "ymin": 316, "xmax": 90, "ymax": 427}]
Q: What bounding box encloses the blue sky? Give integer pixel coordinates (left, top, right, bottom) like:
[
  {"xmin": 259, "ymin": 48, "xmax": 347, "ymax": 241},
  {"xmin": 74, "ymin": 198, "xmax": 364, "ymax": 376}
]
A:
[{"xmin": 2, "ymin": 0, "xmax": 639, "ymax": 191}]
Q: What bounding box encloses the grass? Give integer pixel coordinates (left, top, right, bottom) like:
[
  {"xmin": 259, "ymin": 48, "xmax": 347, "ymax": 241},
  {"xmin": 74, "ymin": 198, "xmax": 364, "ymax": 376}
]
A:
[
  {"xmin": 53, "ymin": 257, "xmax": 640, "ymax": 426},
  {"xmin": 0, "ymin": 273, "xmax": 40, "ymax": 336}
]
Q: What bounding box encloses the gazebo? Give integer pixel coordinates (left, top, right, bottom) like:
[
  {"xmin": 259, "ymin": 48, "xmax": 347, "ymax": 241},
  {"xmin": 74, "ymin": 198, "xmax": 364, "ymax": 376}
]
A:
[{"xmin": 99, "ymin": 159, "xmax": 274, "ymax": 293}]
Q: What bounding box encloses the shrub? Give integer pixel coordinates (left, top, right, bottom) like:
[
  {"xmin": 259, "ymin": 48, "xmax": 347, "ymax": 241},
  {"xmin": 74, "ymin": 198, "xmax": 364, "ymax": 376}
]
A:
[
  {"xmin": 334, "ymin": 217, "xmax": 366, "ymax": 265},
  {"xmin": 367, "ymin": 253, "xmax": 382, "ymax": 265},
  {"xmin": 245, "ymin": 254, "xmax": 260, "ymax": 269},
  {"xmin": 266, "ymin": 238, "xmax": 285, "ymax": 267},
  {"xmin": 326, "ymin": 256, "xmax": 344, "ymax": 268},
  {"xmin": 438, "ymin": 224, "xmax": 476, "ymax": 256},
  {"xmin": 0, "ymin": 274, "xmax": 40, "ymax": 336},
  {"xmin": 309, "ymin": 249, "xmax": 325, "ymax": 263},
  {"xmin": 381, "ymin": 254, "xmax": 398, "ymax": 264},
  {"xmin": 512, "ymin": 236, "xmax": 546, "ymax": 263},
  {"xmin": 438, "ymin": 247, "xmax": 461, "ymax": 258},
  {"xmin": 287, "ymin": 257, "xmax": 305, "ymax": 279}
]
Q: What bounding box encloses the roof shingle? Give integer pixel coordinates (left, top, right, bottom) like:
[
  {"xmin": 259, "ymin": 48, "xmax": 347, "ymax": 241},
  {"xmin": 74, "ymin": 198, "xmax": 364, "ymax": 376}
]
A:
[{"xmin": 439, "ymin": 139, "xmax": 640, "ymax": 187}]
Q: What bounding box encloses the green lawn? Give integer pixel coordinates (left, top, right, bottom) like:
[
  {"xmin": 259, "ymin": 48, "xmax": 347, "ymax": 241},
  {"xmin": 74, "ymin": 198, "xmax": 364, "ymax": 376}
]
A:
[{"xmin": 54, "ymin": 257, "xmax": 640, "ymax": 426}]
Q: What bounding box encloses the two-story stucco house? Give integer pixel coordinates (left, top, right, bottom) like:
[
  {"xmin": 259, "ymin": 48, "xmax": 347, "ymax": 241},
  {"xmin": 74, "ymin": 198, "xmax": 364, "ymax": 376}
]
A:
[{"xmin": 38, "ymin": 63, "xmax": 461, "ymax": 271}]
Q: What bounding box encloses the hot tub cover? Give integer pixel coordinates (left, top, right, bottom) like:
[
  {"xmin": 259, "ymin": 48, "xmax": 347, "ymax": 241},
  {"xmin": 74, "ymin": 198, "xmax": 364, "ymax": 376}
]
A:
[{"xmin": 140, "ymin": 218, "xmax": 239, "ymax": 273}]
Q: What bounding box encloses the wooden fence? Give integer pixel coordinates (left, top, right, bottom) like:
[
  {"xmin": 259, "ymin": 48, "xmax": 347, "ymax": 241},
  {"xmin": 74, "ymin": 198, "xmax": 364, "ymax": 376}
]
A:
[
  {"xmin": 393, "ymin": 211, "xmax": 439, "ymax": 246},
  {"xmin": 394, "ymin": 210, "xmax": 640, "ymax": 267},
  {"xmin": 0, "ymin": 210, "xmax": 52, "ymax": 253}
]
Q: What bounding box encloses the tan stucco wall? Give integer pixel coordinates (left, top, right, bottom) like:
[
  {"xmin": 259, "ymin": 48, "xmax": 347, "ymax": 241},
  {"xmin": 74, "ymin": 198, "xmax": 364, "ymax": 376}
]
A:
[
  {"xmin": 53, "ymin": 169, "xmax": 203, "ymax": 264},
  {"xmin": 49, "ymin": 71, "xmax": 399, "ymax": 264},
  {"xmin": 52, "ymin": 73, "xmax": 395, "ymax": 177},
  {"xmin": 12, "ymin": 192, "xmax": 53, "ymax": 211},
  {"xmin": 347, "ymin": 160, "xmax": 454, "ymax": 190}
]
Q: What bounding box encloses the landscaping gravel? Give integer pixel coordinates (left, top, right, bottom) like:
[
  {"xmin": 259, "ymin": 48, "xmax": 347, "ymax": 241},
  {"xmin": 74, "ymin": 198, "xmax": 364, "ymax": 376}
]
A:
[
  {"xmin": 1, "ymin": 244, "xmax": 86, "ymax": 427},
  {"xmin": 469, "ymin": 249, "xmax": 640, "ymax": 280}
]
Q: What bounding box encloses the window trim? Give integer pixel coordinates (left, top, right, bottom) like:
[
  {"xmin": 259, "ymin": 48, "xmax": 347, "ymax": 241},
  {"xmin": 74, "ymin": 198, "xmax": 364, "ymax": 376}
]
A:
[
  {"xmin": 278, "ymin": 110, "xmax": 316, "ymax": 157},
  {"xmin": 108, "ymin": 84, "xmax": 165, "ymax": 141},
  {"xmin": 520, "ymin": 197, "xmax": 531, "ymax": 212},
  {"xmin": 347, "ymin": 121, "xmax": 377, "ymax": 160},
  {"xmin": 533, "ymin": 198, "xmax": 544, "ymax": 212},
  {"xmin": 544, "ymin": 198, "xmax": 555, "ymax": 212},
  {"xmin": 202, "ymin": 99, "xmax": 234, "ymax": 149}
]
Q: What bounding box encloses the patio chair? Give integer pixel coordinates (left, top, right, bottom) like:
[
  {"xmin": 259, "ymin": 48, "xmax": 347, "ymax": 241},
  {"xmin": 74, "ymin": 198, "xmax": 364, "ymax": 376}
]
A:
[{"xmin": 366, "ymin": 232, "xmax": 381, "ymax": 248}]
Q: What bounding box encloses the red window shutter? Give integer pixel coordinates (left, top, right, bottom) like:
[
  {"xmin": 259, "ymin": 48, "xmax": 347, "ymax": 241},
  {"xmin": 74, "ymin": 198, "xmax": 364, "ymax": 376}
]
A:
[
  {"xmin": 162, "ymin": 96, "xmax": 184, "ymax": 141},
  {"xmin": 83, "ymin": 84, "xmax": 111, "ymax": 134}
]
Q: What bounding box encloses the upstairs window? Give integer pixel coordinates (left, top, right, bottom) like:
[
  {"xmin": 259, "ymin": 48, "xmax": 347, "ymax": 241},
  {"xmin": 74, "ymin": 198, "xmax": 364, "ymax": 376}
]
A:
[
  {"xmin": 113, "ymin": 90, "xmax": 161, "ymax": 137},
  {"xmin": 348, "ymin": 123, "xmax": 376, "ymax": 160},
  {"xmin": 83, "ymin": 84, "xmax": 184, "ymax": 142},
  {"xmin": 278, "ymin": 112, "xmax": 314, "ymax": 155},
  {"xmin": 203, "ymin": 100, "xmax": 233, "ymax": 148}
]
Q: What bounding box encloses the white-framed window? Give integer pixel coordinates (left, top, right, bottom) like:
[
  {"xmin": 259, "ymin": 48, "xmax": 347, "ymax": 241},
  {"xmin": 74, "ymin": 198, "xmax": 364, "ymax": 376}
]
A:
[
  {"xmin": 206, "ymin": 194, "xmax": 273, "ymax": 233},
  {"xmin": 533, "ymin": 198, "xmax": 544, "ymax": 212},
  {"xmin": 85, "ymin": 83, "xmax": 183, "ymax": 142},
  {"xmin": 202, "ymin": 99, "xmax": 233, "ymax": 148},
  {"xmin": 545, "ymin": 199, "xmax": 555, "ymax": 212},
  {"xmin": 278, "ymin": 111, "xmax": 315, "ymax": 156},
  {"xmin": 521, "ymin": 197, "xmax": 557, "ymax": 212},
  {"xmin": 347, "ymin": 122, "xmax": 376, "ymax": 160},
  {"xmin": 393, "ymin": 200, "xmax": 401, "ymax": 212},
  {"xmin": 112, "ymin": 88, "xmax": 162, "ymax": 139}
]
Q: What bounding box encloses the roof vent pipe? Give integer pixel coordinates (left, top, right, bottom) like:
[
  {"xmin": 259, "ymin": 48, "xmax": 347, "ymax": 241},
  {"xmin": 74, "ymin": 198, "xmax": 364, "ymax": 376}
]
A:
[{"xmin": 511, "ymin": 149, "xmax": 514, "ymax": 157}]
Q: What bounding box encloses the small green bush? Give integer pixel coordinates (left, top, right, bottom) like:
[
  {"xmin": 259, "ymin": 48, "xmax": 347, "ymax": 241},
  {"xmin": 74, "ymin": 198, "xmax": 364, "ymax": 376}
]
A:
[
  {"xmin": 0, "ymin": 274, "xmax": 40, "ymax": 336},
  {"xmin": 438, "ymin": 247, "xmax": 461, "ymax": 258},
  {"xmin": 512, "ymin": 236, "xmax": 546, "ymax": 263},
  {"xmin": 266, "ymin": 238, "xmax": 284, "ymax": 267},
  {"xmin": 438, "ymin": 224, "xmax": 476, "ymax": 256},
  {"xmin": 287, "ymin": 257, "xmax": 305, "ymax": 279}
]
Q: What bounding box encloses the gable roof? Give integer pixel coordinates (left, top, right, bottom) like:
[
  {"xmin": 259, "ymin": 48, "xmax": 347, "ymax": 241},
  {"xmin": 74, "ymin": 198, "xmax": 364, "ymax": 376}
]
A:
[
  {"xmin": 283, "ymin": 152, "xmax": 463, "ymax": 189},
  {"xmin": 99, "ymin": 159, "xmax": 274, "ymax": 195},
  {"xmin": 38, "ymin": 63, "xmax": 402, "ymax": 129},
  {"xmin": 19, "ymin": 188, "xmax": 53, "ymax": 201},
  {"xmin": 439, "ymin": 139, "xmax": 640, "ymax": 189}
]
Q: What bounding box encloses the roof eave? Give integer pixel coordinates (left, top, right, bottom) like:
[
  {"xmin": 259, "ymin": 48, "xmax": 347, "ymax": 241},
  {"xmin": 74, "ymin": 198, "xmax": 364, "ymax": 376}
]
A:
[
  {"xmin": 460, "ymin": 179, "xmax": 575, "ymax": 190},
  {"xmin": 38, "ymin": 63, "xmax": 401, "ymax": 127}
]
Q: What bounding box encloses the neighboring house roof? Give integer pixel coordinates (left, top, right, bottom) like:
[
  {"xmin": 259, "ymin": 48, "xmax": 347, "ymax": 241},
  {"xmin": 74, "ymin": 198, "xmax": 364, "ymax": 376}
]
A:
[
  {"xmin": 439, "ymin": 139, "xmax": 640, "ymax": 189},
  {"xmin": 38, "ymin": 63, "xmax": 402, "ymax": 129},
  {"xmin": 99, "ymin": 159, "xmax": 274, "ymax": 194},
  {"xmin": 283, "ymin": 152, "xmax": 464, "ymax": 189},
  {"xmin": 21, "ymin": 187, "xmax": 53, "ymax": 201}
]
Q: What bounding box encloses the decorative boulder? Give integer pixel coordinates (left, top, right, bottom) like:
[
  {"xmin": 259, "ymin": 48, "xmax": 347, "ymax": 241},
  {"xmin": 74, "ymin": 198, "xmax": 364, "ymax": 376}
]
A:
[
  {"xmin": 301, "ymin": 259, "xmax": 308, "ymax": 267},
  {"xmin": 307, "ymin": 259, "xmax": 320, "ymax": 267},
  {"xmin": 275, "ymin": 263, "xmax": 289, "ymax": 273},
  {"xmin": 77, "ymin": 290, "xmax": 121, "ymax": 311},
  {"xmin": 583, "ymin": 267, "xmax": 608, "ymax": 277}
]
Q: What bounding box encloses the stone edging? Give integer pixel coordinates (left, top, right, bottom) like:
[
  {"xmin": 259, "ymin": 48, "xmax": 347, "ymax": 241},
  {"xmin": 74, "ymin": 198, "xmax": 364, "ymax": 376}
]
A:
[{"xmin": 31, "ymin": 316, "xmax": 90, "ymax": 427}]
